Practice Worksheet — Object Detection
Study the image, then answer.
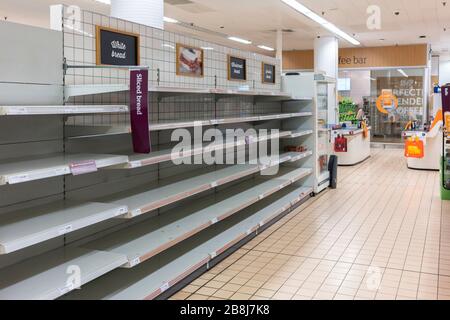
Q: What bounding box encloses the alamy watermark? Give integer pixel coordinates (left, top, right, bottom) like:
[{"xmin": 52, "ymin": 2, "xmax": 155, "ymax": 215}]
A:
[{"xmin": 170, "ymin": 124, "xmax": 281, "ymax": 176}]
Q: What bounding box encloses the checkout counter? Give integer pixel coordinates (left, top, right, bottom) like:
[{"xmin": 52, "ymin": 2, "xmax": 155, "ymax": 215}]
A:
[{"xmin": 332, "ymin": 126, "xmax": 371, "ymax": 166}]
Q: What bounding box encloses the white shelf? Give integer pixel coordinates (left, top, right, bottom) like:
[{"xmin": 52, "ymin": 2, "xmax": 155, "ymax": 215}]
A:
[
  {"xmin": 0, "ymin": 201, "xmax": 128, "ymax": 254},
  {"xmin": 64, "ymin": 84, "xmax": 295, "ymax": 100},
  {"xmin": 0, "ymin": 247, "xmax": 127, "ymax": 300},
  {"xmin": 85, "ymin": 167, "xmax": 312, "ymax": 268},
  {"xmin": 0, "ymin": 153, "xmax": 129, "ymax": 185},
  {"xmin": 66, "ymin": 113, "xmax": 312, "ymax": 139},
  {"xmin": 0, "ymin": 105, "xmax": 128, "ymax": 116},
  {"xmin": 62, "ymin": 186, "xmax": 312, "ymax": 300},
  {"xmin": 105, "ymin": 152, "xmax": 298, "ymax": 219},
  {"xmin": 117, "ymin": 131, "xmax": 292, "ymax": 169},
  {"xmin": 284, "ymin": 130, "xmax": 314, "ymax": 139}
]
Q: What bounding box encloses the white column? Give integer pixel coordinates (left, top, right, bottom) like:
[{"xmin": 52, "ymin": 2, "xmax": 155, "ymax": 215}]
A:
[
  {"xmin": 314, "ymin": 36, "xmax": 339, "ymax": 125},
  {"xmin": 314, "ymin": 36, "xmax": 338, "ymax": 78},
  {"xmin": 276, "ymin": 29, "xmax": 283, "ymax": 69},
  {"xmin": 111, "ymin": 0, "xmax": 164, "ymax": 29}
]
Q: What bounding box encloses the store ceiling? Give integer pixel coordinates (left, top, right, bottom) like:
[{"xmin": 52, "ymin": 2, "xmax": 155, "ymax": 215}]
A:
[{"xmin": 1, "ymin": 0, "xmax": 450, "ymax": 57}]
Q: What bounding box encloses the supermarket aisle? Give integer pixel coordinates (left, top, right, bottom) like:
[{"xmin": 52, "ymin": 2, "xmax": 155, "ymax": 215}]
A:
[{"xmin": 170, "ymin": 148, "xmax": 450, "ymax": 300}]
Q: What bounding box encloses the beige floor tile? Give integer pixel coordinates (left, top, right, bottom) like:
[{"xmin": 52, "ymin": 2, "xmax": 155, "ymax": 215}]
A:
[
  {"xmin": 230, "ymin": 292, "xmax": 252, "ymax": 300},
  {"xmin": 212, "ymin": 290, "xmax": 235, "ymax": 299}
]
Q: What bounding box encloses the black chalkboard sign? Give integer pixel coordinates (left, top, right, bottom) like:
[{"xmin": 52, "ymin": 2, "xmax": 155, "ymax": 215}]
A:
[
  {"xmin": 262, "ymin": 62, "xmax": 276, "ymax": 84},
  {"xmin": 228, "ymin": 55, "xmax": 247, "ymax": 81},
  {"xmin": 96, "ymin": 26, "xmax": 140, "ymax": 66}
]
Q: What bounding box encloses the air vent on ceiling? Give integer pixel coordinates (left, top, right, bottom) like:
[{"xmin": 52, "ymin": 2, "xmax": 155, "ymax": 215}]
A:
[
  {"xmin": 266, "ymin": 29, "xmax": 295, "ymax": 33},
  {"xmin": 165, "ymin": 0, "xmax": 194, "ymax": 5}
]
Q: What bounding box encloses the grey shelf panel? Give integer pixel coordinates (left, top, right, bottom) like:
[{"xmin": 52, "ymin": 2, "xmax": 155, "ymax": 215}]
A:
[
  {"xmin": 0, "ymin": 248, "xmax": 127, "ymax": 300},
  {"xmin": 65, "ymin": 113, "xmax": 313, "ymax": 139},
  {"xmin": 0, "ymin": 153, "xmax": 129, "ymax": 185},
  {"xmin": 106, "ymin": 152, "xmax": 298, "ymax": 219},
  {"xmin": 85, "ymin": 167, "xmax": 312, "ymax": 267},
  {"xmin": 0, "ymin": 105, "xmax": 128, "ymax": 116},
  {"xmin": 0, "ymin": 201, "xmax": 128, "ymax": 254},
  {"xmin": 62, "ymin": 186, "xmax": 312, "ymax": 300},
  {"xmin": 116, "ymin": 131, "xmax": 292, "ymax": 169}
]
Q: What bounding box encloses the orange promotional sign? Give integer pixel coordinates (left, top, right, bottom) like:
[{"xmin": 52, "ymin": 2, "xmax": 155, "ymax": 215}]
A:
[
  {"xmin": 445, "ymin": 113, "xmax": 450, "ymax": 133},
  {"xmin": 376, "ymin": 89, "xmax": 399, "ymax": 114},
  {"xmin": 405, "ymin": 137, "xmax": 424, "ymax": 159}
]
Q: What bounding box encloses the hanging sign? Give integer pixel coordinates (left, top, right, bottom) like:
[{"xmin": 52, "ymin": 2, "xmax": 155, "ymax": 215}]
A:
[
  {"xmin": 96, "ymin": 26, "xmax": 140, "ymax": 66},
  {"xmin": 228, "ymin": 55, "xmax": 247, "ymax": 81},
  {"xmin": 130, "ymin": 69, "xmax": 151, "ymax": 154},
  {"xmin": 262, "ymin": 63, "xmax": 276, "ymax": 84},
  {"xmin": 442, "ymin": 85, "xmax": 450, "ymax": 133}
]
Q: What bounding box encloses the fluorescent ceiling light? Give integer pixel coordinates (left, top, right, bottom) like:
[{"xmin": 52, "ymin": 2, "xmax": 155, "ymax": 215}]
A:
[
  {"xmin": 258, "ymin": 45, "xmax": 275, "ymax": 51},
  {"xmin": 228, "ymin": 36, "xmax": 252, "ymax": 44},
  {"xmin": 281, "ymin": 0, "xmax": 360, "ymax": 46},
  {"xmin": 397, "ymin": 69, "xmax": 409, "ymax": 77},
  {"xmin": 94, "ymin": 0, "xmax": 111, "ymax": 4},
  {"xmin": 162, "ymin": 44, "xmax": 175, "ymax": 49},
  {"xmin": 163, "ymin": 17, "xmax": 179, "ymax": 24},
  {"xmin": 201, "ymin": 47, "xmax": 215, "ymax": 50}
]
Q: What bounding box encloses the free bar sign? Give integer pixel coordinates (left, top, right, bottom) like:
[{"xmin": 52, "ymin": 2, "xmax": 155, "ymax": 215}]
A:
[{"xmin": 96, "ymin": 26, "xmax": 140, "ymax": 66}]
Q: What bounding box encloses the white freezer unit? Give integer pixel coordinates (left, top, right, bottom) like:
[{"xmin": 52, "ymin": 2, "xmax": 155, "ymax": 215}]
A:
[{"xmin": 282, "ymin": 72, "xmax": 335, "ymax": 193}]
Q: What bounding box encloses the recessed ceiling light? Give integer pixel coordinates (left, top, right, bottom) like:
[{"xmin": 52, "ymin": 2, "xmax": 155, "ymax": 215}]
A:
[
  {"xmin": 379, "ymin": 38, "xmax": 385, "ymax": 41},
  {"xmin": 227, "ymin": 36, "xmax": 252, "ymax": 44},
  {"xmin": 419, "ymin": 35, "xmax": 427, "ymax": 38},
  {"xmin": 163, "ymin": 17, "xmax": 179, "ymax": 24},
  {"xmin": 280, "ymin": 0, "xmax": 360, "ymax": 46},
  {"xmin": 258, "ymin": 45, "xmax": 275, "ymax": 51}
]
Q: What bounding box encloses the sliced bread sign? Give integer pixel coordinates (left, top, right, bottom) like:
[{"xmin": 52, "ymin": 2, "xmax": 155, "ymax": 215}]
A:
[
  {"xmin": 96, "ymin": 26, "xmax": 140, "ymax": 66},
  {"xmin": 228, "ymin": 55, "xmax": 247, "ymax": 81},
  {"xmin": 130, "ymin": 70, "xmax": 151, "ymax": 154},
  {"xmin": 262, "ymin": 62, "xmax": 276, "ymax": 84}
]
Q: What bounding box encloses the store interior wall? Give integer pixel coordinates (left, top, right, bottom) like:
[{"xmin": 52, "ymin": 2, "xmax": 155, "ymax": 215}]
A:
[
  {"xmin": 338, "ymin": 70, "xmax": 371, "ymax": 106},
  {"xmin": 439, "ymin": 59, "xmax": 450, "ymax": 85}
]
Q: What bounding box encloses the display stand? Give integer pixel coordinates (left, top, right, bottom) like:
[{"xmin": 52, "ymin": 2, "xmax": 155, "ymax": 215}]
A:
[
  {"xmin": 442, "ymin": 132, "xmax": 450, "ymax": 200},
  {"xmin": 332, "ymin": 127, "xmax": 371, "ymax": 166}
]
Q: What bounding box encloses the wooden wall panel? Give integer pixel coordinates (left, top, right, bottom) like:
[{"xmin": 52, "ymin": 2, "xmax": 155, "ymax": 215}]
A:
[
  {"xmin": 283, "ymin": 44, "xmax": 428, "ymax": 71},
  {"xmin": 283, "ymin": 50, "xmax": 314, "ymax": 70}
]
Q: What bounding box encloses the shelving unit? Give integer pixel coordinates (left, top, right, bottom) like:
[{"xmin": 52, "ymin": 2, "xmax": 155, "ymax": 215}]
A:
[
  {"xmin": 0, "ymin": 201, "xmax": 128, "ymax": 254},
  {"xmin": 0, "ymin": 8, "xmax": 324, "ymax": 300},
  {"xmin": 104, "ymin": 152, "xmax": 305, "ymax": 219},
  {"xmin": 84, "ymin": 167, "xmax": 312, "ymax": 268},
  {"xmin": 0, "ymin": 153, "xmax": 129, "ymax": 185},
  {"xmin": 62, "ymin": 186, "xmax": 312, "ymax": 300},
  {"xmin": 0, "ymin": 105, "xmax": 128, "ymax": 116}
]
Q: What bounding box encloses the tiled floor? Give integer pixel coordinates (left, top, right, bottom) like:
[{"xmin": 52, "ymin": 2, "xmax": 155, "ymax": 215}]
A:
[{"xmin": 170, "ymin": 149, "xmax": 450, "ymax": 300}]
